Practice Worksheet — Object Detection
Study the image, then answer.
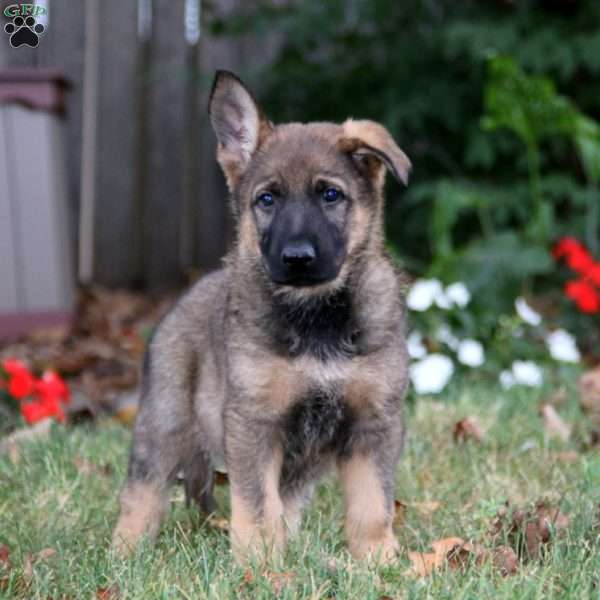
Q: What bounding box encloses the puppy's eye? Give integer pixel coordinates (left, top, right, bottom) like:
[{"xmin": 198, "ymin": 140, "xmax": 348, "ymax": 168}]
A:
[
  {"xmin": 257, "ymin": 192, "xmax": 274, "ymax": 208},
  {"xmin": 322, "ymin": 187, "xmax": 342, "ymax": 203}
]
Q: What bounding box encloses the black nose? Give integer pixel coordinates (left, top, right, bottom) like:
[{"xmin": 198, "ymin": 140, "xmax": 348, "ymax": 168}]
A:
[{"xmin": 281, "ymin": 242, "xmax": 316, "ymax": 267}]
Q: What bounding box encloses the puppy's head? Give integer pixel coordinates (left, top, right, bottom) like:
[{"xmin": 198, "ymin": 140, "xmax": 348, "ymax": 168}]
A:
[{"xmin": 209, "ymin": 71, "xmax": 411, "ymax": 294}]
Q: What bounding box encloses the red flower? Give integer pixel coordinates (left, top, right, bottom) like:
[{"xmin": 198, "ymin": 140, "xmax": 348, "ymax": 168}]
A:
[
  {"xmin": 553, "ymin": 237, "xmax": 595, "ymax": 273},
  {"xmin": 1, "ymin": 359, "xmax": 70, "ymax": 425},
  {"xmin": 565, "ymin": 280, "xmax": 600, "ymax": 313},
  {"xmin": 553, "ymin": 237, "xmax": 583, "ymax": 259},
  {"xmin": 588, "ymin": 263, "xmax": 600, "ymax": 287},
  {"xmin": 1, "ymin": 359, "xmax": 34, "ymax": 399},
  {"xmin": 21, "ymin": 397, "xmax": 65, "ymax": 425},
  {"xmin": 34, "ymin": 370, "xmax": 70, "ymax": 404}
]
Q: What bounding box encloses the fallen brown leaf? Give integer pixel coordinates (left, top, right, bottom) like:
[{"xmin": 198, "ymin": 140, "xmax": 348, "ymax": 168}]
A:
[
  {"xmin": 408, "ymin": 537, "xmax": 464, "ymax": 577},
  {"xmin": 408, "ymin": 501, "xmax": 441, "ymax": 517},
  {"xmin": 491, "ymin": 501, "xmax": 570, "ymax": 560},
  {"xmin": 96, "ymin": 583, "xmax": 120, "ymax": 599},
  {"xmin": 73, "ymin": 456, "xmax": 113, "ymax": 477},
  {"xmin": 113, "ymin": 406, "xmax": 138, "ymax": 427},
  {"xmin": 265, "ymin": 571, "xmax": 295, "ymax": 596},
  {"xmin": 393, "ymin": 500, "xmax": 407, "ymax": 526},
  {"xmin": 206, "ymin": 516, "xmax": 229, "ymax": 532},
  {"xmin": 491, "ymin": 545, "xmax": 518, "ymax": 576},
  {"xmin": 540, "ymin": 404, "xmax": 571, "ymax": 442},
  {"xmin": 214, "ymin": 471, "xmax": 229, "ymax": 486},
  {"xmin": 36, "ymin": 548, "xmax": 56, "ymax": 561},
  {"xmin": 554, "ymin": 451, "xmax": 579, "ymax": 463},
  {"xmin": 0, "ymin": 545, "xmax": 10, "ymax": 567},
  {"xmin": 446, "ymin": 541, "xmax": 487, "ymax": 572},
  {"xmin": 453, "ymin": 417, "xmax": 484, "ymax": 443},
  {"xmin": 0, "ymin": 544, "xmax": 11, "ymax": 589}
]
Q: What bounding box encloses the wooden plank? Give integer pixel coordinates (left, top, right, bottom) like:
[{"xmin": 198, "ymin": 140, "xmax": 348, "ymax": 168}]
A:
[
  {"xmin": 5, "ymin": 106, "xmax": 73, "ymax": 311},
  {"xmin": 143, "ymin": 0, "xmax": 188, "ymax": 287},
  {"xmin": 0, "ymin": 109, "xmax": 20, "ymax": 310},
  {"xmin": 89, "ymin": 0, "xmax": 138, "ymax": 286},
  {"xmin": 38, "ymin": 0, "xmax": 87, "ymax": 256}
]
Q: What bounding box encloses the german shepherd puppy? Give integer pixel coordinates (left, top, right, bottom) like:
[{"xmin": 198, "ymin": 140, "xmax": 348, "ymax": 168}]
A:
[{"xmin": 113, "ymin": 71, "xmax": 411, "ymax": 563}]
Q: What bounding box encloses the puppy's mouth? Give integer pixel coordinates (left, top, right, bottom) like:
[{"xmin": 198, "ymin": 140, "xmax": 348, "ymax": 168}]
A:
[
  {"xmin": 263, "ymin": 261, "xmax": 343, "ymax": 288},
  {"xmin": 270, "ymin": 272, "xmax": 334, "ymax": 287}
]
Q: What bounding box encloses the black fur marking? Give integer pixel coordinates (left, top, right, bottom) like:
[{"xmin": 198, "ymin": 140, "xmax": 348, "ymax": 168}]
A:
[
  {"xmin": 271, "ymin": 287, "xmax": 359, "ymax": 360},
  {"xmin": 280, "ymin": 388, "xmax": 354, "ymax": 491}
]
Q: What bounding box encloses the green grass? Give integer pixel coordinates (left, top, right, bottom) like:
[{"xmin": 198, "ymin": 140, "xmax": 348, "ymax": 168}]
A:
[{"xmin": 1, "ymin": 375, "xmax": 599, "ymax": 599}]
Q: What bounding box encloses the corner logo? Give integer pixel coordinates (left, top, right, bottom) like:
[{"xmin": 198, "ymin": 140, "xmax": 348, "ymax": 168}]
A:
[{"xmin": 3, "ymin": 4, "xmax": 46, "ymax": 48}]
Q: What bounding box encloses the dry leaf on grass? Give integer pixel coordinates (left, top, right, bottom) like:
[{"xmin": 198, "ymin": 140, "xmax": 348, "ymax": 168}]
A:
[
  {"xmin": 0, "ymin": 544, "xmax": 11, "ymax": 590},
  {"xmin": 491, "ymin": 545, "xmax": 519, "ymax": 576},
  {"xmin": 265, "ymin": 571, "xmax": 295, "ymax": 596},
  {"xmin": 394, "ymin": 500, "xmax": 407, "ymax": 526},
  {"xmin": 96, "ymin": 584, "xmax": 120, "ymax": 599},
  {"xmin": 73, "ymin": 456, "xmax": 113, "ymax": 477},
  {"xmin": 214, "ymin": 471, "xmax": 229, "ymax": 486},
  {"xmin": 410, "ymin": 501, "xmax": 441, "ymax": 517},
  {"xmin": 540, "ymin": 404, "xmax": 571, "ymax": 441},
  {"xmin": 491, "ymin": 501, "xmax": 570, "ymax": 560},
  {"xmin": 553, "ymin": 451, "xmax": 579, "ymax": 463},
  {"xmin": 408, "ymin": 537, "xmax": 465, "ymax": 577},
  {"xmin": 206, "ymin": 516, "xmax": 229, "ymax": 532},
  {"xmin": 113, "ymin": 406, "xmax": 138, "ymax": 427},
  {"xmin": 409, "ymin": 536, "xmax": 519, "ymax": 578},
  {"xmin": 453, "ymin": 417, "xmax": 484, "ymax": 443},
  {"xmin": 240, "ymin": 569, "xmax": 295, "ymax": 596}
]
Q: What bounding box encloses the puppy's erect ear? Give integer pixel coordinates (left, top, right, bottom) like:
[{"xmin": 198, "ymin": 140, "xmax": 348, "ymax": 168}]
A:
[
  {"xmin": 209, "ymin": 71, "xmax": 272, "ymax": 189},
  {"xmin": 341, "ymin": 119, "xmax": 412, "ymax": 186}
]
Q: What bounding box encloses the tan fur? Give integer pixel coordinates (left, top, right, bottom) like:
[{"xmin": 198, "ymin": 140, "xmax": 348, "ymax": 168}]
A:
[
  {"xmin": 339, "ymin": 454, "xmax": 399, "ymax": 563},
  {"xmin": 112, "ymin": 482, "xmax": 167, "ymax": 554},
  {"xmin": 230, "ymin": 448, "xmax": 286, "ymax": 561}
]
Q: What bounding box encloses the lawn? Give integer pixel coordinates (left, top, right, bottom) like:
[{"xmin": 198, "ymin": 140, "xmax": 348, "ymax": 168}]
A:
[{"xmin": 1, "ymin": 375, "xmax": 599, "ymax": 599}]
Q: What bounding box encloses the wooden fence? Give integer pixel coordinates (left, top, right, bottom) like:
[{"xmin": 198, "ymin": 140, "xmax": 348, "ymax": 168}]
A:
[{"xmin": 0, "ymin": 0, "xmax": 269, "ymax": 288}]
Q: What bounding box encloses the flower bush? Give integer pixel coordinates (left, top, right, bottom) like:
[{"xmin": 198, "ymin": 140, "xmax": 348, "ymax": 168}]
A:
[
  {"xmin": 406, "ymin": 278, "xmax": 584, "ymax": 395},
  {"xmin": 0, "ymin": 359, "xmax": 70, "ymax": 425}
]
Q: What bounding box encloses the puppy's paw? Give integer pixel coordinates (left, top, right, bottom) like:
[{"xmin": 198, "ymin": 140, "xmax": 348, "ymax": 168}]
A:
[{"xmin": 349, "ymin": 531, "xmax": 400, "ymax": 565}]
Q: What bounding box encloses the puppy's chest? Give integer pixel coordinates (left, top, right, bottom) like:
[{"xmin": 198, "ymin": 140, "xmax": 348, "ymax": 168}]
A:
[{"xmin": 279, "ymin": 386, "xmax": 354, "ymax": 488}]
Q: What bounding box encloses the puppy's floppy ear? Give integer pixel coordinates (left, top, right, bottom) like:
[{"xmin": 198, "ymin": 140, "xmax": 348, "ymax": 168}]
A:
[
  {"xmin": 341, "ymin": 119, "xmax": 412, "ymax": 186},
  {"xmin": 209, "ymin": 71, "xmax": 272, "ymax": 189}
]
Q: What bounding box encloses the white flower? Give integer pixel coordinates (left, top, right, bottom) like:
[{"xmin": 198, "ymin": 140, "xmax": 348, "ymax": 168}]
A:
[
  {"xmin": 545, "ymin": 329, "xmax": 580, "ymax": 363},
  {"xmin": 499, "ymin": 370, "xmax": 515, "ymax": 390},
  {"xmin": 406, "ymin": 279, "xmax": 444, "ymax": 312},
  {"xmin": 410, "ymin": 354, "xmax": 454, "ymax": 394},
  {"xmin": 511, "ymin": 360, "xmax": 543, "ymax": 387},
  {"xmin": 436, "ymin": 324, "xmax": 459, "ymax": 350},
  {"xmin": 515, "ymin": 297, "xmax": 542, "ymax": 326},
  {"xmin": 457, "ymin": 339, "xmax": 485, "ymax": 367},
  {"xmin": 445, "ymin": 282, "xmax": 471, "ymax": 308},
  {"xmin": 407, "ymin": 331, "xmax": 427, "ymax": 359},
  {"xmin": 434, "ymin": 291, "xmax": 452, "ymax": 309}
]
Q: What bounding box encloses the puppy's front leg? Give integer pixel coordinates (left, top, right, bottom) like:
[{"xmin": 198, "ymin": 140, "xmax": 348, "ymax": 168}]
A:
[
  {"xmin": 225, "ymin": 414, "xmax": 286, "ymax": 562},
  {"xmin": 339, "ymin": 449, "xmax": 400, "ymax": 564}
]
